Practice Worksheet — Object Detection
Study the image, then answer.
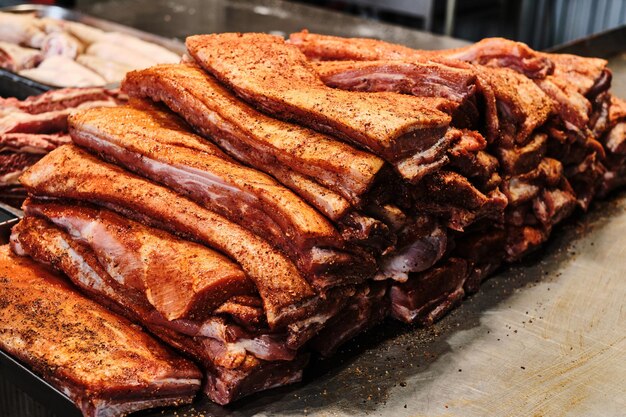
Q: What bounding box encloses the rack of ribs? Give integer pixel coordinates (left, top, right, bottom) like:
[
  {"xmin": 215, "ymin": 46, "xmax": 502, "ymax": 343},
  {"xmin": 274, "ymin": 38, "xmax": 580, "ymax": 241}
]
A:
[{"xmin": 0, "ymin": 244, "xmax": 202, "ymax": 417}]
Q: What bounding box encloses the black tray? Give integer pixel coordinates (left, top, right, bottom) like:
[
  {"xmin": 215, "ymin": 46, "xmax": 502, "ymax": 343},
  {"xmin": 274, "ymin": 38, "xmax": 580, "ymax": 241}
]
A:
[{"xmin": 0, "ymin": 203, "xmax": 21, "ymax": 245}]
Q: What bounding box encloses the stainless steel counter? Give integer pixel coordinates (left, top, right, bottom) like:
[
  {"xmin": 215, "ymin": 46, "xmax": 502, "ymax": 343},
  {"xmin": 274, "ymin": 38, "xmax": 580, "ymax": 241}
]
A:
[{"xmin": 75, "ymin": 0, "xmax": 469, "ymax": 49}]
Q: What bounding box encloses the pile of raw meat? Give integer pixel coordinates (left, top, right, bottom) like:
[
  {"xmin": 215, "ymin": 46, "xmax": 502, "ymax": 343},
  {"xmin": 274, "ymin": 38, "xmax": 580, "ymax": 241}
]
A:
[
  {"xmin": 4, "ymin": 32, "xmax": 626, "ymax": 416},
  {"xmin": 0, "ymin": 87, "xmax": 123, "ymax": 206},
  {"xmin": 0, "ymin": 12, "xmax": 179, "ymax": 87}
]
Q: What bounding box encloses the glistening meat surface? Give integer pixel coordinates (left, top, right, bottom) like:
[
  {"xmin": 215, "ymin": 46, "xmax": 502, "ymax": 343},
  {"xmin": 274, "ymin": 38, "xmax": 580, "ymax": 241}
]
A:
[
  {"xmin": 313, "ymin": 59, "xmax": 478, "ymax": 104},
  {"xmin": 19, "ymin": 144, "xmax": 316, "ymax": 329},
  {"xmin": 122, "ymin": 64, "xmax": 383, "ymax": 214},
  {"xmin": 22, "ymin": 200, "xmax": 254, "ymax": 321},
  {"xmin": 69, "ymin": 102, "xmax": 375, "ymax": 289},
  {"xmin": 186, "ymin": 34, "xmax": 454, "ymax": 168},
  {"xmin": 289, "ymin": 32, "xmax": 554, "ymax": 79},
  {"xmin": 10, "ymin": 219, "xmax": 308, "ymax": 406},
  {"xmin": 0, "ymin": 245, "xmax": 202, "ymax": 417},
  {"xmin": 11, "ymin": 215, "xmax": 298, "ymax": 362}
]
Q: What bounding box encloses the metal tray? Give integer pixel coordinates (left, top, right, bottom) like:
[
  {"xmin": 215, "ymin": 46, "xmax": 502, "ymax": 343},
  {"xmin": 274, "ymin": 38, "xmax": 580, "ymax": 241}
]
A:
[
  {"xmin": 2, "ymin": 25, "xmax": 626, "ymax": 417},
  {"xmin": 0, "ymin": 4, "xmax": 185, "ymax": 99},
  {"xmin": 0, "ymin": 203, "xmax": 21, "ymax": 245}
]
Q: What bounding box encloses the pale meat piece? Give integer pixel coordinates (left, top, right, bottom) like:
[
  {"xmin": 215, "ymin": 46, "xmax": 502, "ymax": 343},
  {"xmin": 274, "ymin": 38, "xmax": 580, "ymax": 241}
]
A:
[
  {"xmin": 0, "ymin": 245, "xmax": 202, "ymax": 417},
  {"xmin": 0, "ymin": 12, "xmax": 46, "ymax": 48},
  {"xmin": 64, "ymin": 20, "xmax": 106, "ymax": 45},
  {"xmin": 0, "ymin": 41, "xmax": 41, "ymax": 71},
  {"xmin": 20, "ymin": 144, "xmax": 317, "ymax": 329},
  {"xmin": 69, "ymin": 102, "xmax": 374, "ymax": 289},
  {"xmin": 289, "ymin": 31, "xmax": 555, "ymax": 79},
  {"xmin": 122, "ymin": 64, "xmax": 384, "ymax": 213},
  {"xmin": 19, "ymin": 55, "xmax": 106, "ymax": 87},
  {"xmin": 41, "ymin": 31, "xmax": 84, "ymax": 59},
  {"xmin": 86, "ymin": 41, "xmax": 162, "ymax": 71},
  {"xmin": 100, "ymin": 32, "xmax": 180, "ymax": 63},
  {"xmin": 23, "ymin": 200, "xmax": 254, "ymax": 321},
  {"xmin": 77, "ymin": 54, "xmax": 133, "ymax": 84},
  {"xmin": 186, "ymin": 34, "xmax": 454, "ymax": 168}
]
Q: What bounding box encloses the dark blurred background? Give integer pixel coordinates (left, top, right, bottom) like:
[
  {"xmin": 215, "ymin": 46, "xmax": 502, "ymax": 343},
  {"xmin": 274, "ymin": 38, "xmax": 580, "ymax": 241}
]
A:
[
  {"xmin": 3, "ymin": 0, "xmax": 626, "ymax": 49},
  {"xmin": 290, "ymin": 0, "xmax": 626, "ymax": 49}
]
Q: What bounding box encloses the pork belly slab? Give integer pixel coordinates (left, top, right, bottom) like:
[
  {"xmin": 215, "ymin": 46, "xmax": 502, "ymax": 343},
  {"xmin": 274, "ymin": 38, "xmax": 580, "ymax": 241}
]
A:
[
  {"xmin": 314, "ymin": 59, "xmax": 478, "ymax": 104},
  {"xmin": 311, "ymin": 52, "xmax": 553, "ymax": 152},
  {"xmin": 121, "ymin": 66, "xmax": 397, "ymax": 252},
  {"xmin": 19, "ymin": 144, "xmax": 341, "ymax": 332},
  {"xmin": 22, "ymin": 199, "xmax": 254, "ymax": 321},
  {"xmin": 186, "ymin": 34, "xmax": 456, "ymax": 176},
  {"xmin": 0, "ymin": 87, "xmax": 118, "ymax": 115},
  {"xmin": 10, "ymin": 217, "xmax": 309, "ymax": 406},
  {"xmin": 19, "ymin": 145, "xmax": 311, "ymax": 326},
  {"xmin": 122, "ymin": 64, "xmax": 383, "ymax": 215},
  {"xmin": 69, "ymin": 101, "xmax": 375, "ymax": 289},
  {"xmin": 0, "ymin": 245, "xmax": 201, "ymax": 417},
  {"xmin": 289, "ymin": 31, "xmax": 554, "ymax": 79}
]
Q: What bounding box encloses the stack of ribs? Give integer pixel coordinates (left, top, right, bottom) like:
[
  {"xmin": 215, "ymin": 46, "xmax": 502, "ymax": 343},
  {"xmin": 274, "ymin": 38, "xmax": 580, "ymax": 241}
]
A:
[
  {"xmin": 4, "ymin": 32, "xmax": 626, "ymax": 413},
  {"xmin": 0, "ymin": 87, "xmax": 123, "ymax": 206}
]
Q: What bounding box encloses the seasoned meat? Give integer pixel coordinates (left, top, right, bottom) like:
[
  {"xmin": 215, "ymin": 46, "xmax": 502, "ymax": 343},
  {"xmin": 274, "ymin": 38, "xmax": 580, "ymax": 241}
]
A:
[{"xmin": 0, "ymin": 245, "xmax": 201, "ymax": 417}]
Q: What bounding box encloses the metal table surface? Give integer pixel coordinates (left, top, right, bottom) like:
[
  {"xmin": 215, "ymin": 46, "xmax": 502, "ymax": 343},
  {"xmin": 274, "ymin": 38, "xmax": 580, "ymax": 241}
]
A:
[{"xmin": 1, "ymin": 2, "xmax": 625, "ymax": 416}]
